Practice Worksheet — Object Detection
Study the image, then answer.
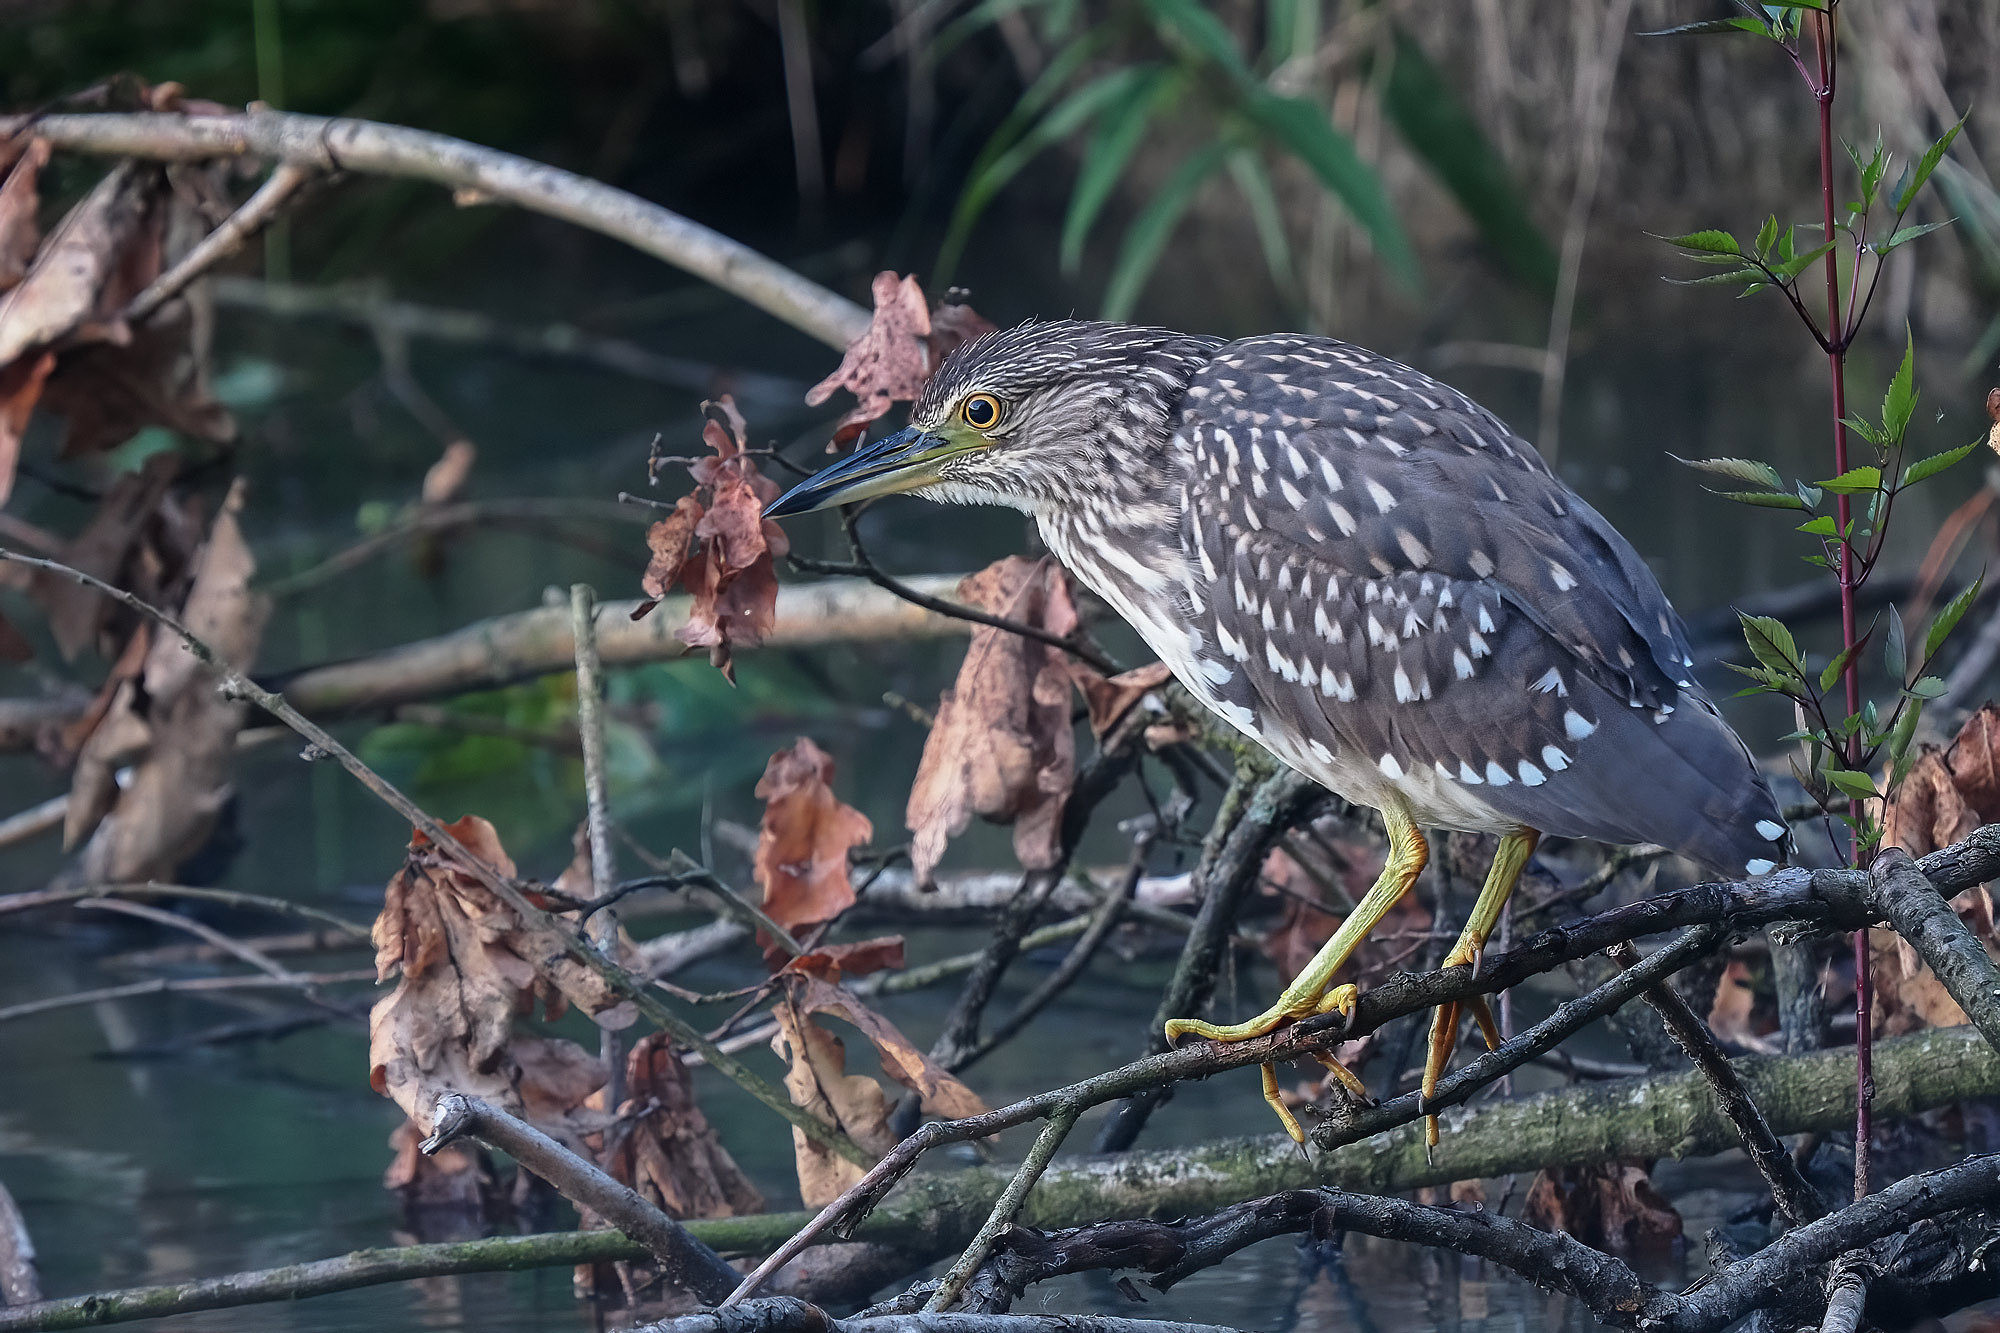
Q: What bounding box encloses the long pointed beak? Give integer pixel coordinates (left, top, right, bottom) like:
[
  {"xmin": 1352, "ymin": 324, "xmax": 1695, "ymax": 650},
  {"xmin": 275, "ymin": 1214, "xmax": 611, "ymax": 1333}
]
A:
[{"xmin": 764, "ymin": 426, "xmax": 967, "ymax": 518}]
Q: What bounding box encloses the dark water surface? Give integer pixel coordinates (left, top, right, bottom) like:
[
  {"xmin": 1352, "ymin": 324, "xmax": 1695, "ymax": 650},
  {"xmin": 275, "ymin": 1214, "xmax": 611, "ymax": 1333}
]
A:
[{"xmin": 0, "ymin": 212, "xmax": 1992, "ymax": 1332}]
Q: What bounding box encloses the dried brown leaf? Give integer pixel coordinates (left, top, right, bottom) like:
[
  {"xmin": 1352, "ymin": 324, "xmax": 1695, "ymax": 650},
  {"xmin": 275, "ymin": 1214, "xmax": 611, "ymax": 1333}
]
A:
[
  {"xmin": 754, "ymin": 737, "xmax": 874, "ymax": 946},
  {"xmin": 772, "ymin": 998, "xmax": 898, "ymax": 1207},
  {"xmin": 368, "ymin": 815, "xmax": 631, "ymax": 1139},
  {"xmin": 927, "ymin": 296, "xmax": 998, "ymax": 363},
  {"xmin": 786, "ymin": 972, "xmax": 987, "ymax": 1121},
  {"xmin": 1065, "ymin": 661, "xmax": 1172, "ymax": 740},
  {"xmin": 69, "ymin": 482, "xmax": 268, "ymax": 881},
  {"xmin": 640, "ymin": 494, "xmax": 705, "ymax": 602},
  {"xmin": 634, "ymin": 398, "xmax": 787, "ymax": 678},
  {"xmin": 0, "ymin": 138, "xmax": 50, "ymax": 295},
  {"xmin": 420, "ymin": 440, "xmax": 477, "ymax": 506},
  {"xmin": 1705, "ymin": 957, "xmax": 1769, "ymax": 1048},
  {"xmin": 806, "ymin": 272, "xmax": 934, "ymax": 448},
  {"xmin": 1521, "ymin": 1161, "xmax": 1681, "ymax": 1255},
  {"xmin": 0, "ymin": 349, "xmax": 52, "ymax": 508},
  {"xmin": 0, "ymin": 161, "xmax": 162, "ymax": 365},
  {"xmin": 31, "ymin": 451, "xmax": 181, "ymax": 660},
  {"xmin": 602, "ymin": 1034, "xmax": 763, "ymax": 1220},
  {"xmin": 783, "ymin": 935, "xmax": 906, "ymax": 982},
  {"xmin": 906, "ymin": 556, "xmax": 1078, "ymax": 885}
]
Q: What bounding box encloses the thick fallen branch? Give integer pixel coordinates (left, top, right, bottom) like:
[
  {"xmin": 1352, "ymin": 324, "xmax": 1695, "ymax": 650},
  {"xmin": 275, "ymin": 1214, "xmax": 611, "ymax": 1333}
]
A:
[
  {"xmin": 11, "ymin": 1026, "xmax": 1997, "ymax": 1333},
  {"xmin": 422, "ymin": 1093, "xmax": 737, "ymax": 1303},
  {"xmin": 0, "ymin": 574, "xmax": 969, "ymax": 756},
  {"xmin": 5, "ymin": 109, "xmax": 870, "ymax": 350},
  {"xmin": 633, "ymin": 1303, "xmax": 1238, "ymax": 1333},
  {"xmin": 1869, "ymin": 847, "xmax": 2000, "ymax": 1057}
]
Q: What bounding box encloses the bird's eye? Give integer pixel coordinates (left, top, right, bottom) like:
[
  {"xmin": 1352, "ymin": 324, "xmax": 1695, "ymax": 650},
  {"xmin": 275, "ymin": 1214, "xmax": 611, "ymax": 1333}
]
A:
[{"xmin": 960, "ymin": 393, "xmax": 1001, "ymax": 430}]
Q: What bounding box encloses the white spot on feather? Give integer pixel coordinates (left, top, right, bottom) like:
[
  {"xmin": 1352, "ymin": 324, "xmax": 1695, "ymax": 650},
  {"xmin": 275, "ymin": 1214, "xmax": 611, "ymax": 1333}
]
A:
[{"xmin": 1563, "ymin": 710, "xmax": 1596, "ymax": 740}]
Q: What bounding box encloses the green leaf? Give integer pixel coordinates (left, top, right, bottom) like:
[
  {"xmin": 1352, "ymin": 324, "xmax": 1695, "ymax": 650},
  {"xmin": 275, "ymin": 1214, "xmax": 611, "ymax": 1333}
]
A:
[
  {"xmin": 1655, "ymin": 228, "xmax": 1742, "ymax": 255},
  {"xmin": 1907, "ymin": 676, "xmax": 1948, "ymax": 699},
  {"xmin": 1819, "ymin": 641, "xmax": 1862, "ymax": 695},
  {"xmin": 1889, "ymin": 697, "xmax": 1925, "ymax": 788},
  {"xmin": 1895, "ymin": 109, "xmax": 1969, "ymax": 213},
  {"xmin": 1740, "ymin": 612, "xmax": 1806, "ymax": 677},
  {"xmin": 1243, "ymin": 92, "xmax": 1420, "ymax": 292},
  {"xmin": 1902, "ymin": 439, "xmax": 1980, "ymax": 487},
  {"xmin": 1796, "ymin": 482, "xmax": 1823, "ymax": 508},
  {"xmin": 1712, "ymin": 489, "xmax": 1807, "ymax": 510},
  {"xmin": 937, "ymin": 33, "xmax": 1115, "ymax": 278},
  {"xmin": 1226, "ymin": 149, "xmax": 1297, "ymax": 292},
  {"xmin": 1142, "ymin": 0, "xmax": 1257, "ymax": 85},
  {"xmin": 1060, "ymin": 67, "xmax": 1180, "ymax": 272},
  {"xmin": 1102, "ymin": 140, "xmax": 1232, "ymax": 321},
  {"xmin": 1841, "ymin": 415, "xmax": 1884, "ymax": 449},
  {"xmin": 1798, "ymin": 514, "xmax": 1839, "ymax": 536},
  {"xmin": 1772, "ymin": 239, "xmax": 1836, "ymax": 282},
  {"xmin": 1879, "ymin": 219, "xmax": 1956, "ymax": 253},
  {"xmin": 1672, "ymin": 454, "xmax": 1783, "ymax": 489},
  {"xmin": 1926, "ymin": 575, "xmax": 1984, "ymax": 662},
  {"xmin": 1822, "ymin": 767, "xmax": 1881, "ymax": 801},
  {"xmin": 1754, "ymin": 213, "xmax": 1780, "ymax": 259},
  {"xmin": 1885, "ymin": 605, "xmax": 1908, "ymax": 682},
  {"xmin": 1665, "ymin": 268, "xmax": 1766, "ymax": 288},
  {"xmin": 1639, "ymin": 16, "xmax": 1769, "ymax": 36},
  {"xmin": 1817, "ymin": 465, "xmax": 1883, "ymax": 495},
  {"xmin": 1379, "ymin": 25, "xmax": 1557, "ymax": 293},
  {"xmin": 1881, "ymin": 328, "xmax": 1917, "ymax": 442}
]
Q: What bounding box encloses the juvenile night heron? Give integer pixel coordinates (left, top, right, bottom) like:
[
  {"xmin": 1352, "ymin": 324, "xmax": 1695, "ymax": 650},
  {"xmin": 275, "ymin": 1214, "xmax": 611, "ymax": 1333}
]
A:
[{"xmin": 768, "ymin": 322, "xmax": 1789, "ymax": 1145}]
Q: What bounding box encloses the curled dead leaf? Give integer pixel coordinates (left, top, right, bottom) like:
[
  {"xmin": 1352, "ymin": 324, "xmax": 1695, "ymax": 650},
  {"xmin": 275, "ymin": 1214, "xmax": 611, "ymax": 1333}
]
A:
[
  {"xmin": 420, "ymin": 440, "xmax": 477, "ymax": 506},
  {"xmin": 631, "ymin": 398, "xmax": 788, "ymax": 682},
  {"xmin": 785, "ymin": 972, "xmax": 987, "ymax": 1120},
  {"xmin": 805, "ymin": 273, "xmax": 997, "ymax": 448},
  {"xmin": 754, "ymin": 737, "xmax": 874, "ymax": 950},
  {"xmin": 601, "ymin": 1034, "xmax": 763, "ymax": 1220},
  {"xmin": 1066, "ymin": 661, "xmax": 1172, "ymax": 740},
  {"xmin": 906, "ymin": 557, "xmax": 1078, "ymax": 886},
  {"xmin": 782, "ymin": 935, "xmax": 906, "ymax": 982},
  {"xmin": 368, "ymin": 814, "xmax": 630, "ymax": 1140},
  {"xmin": 773, "ymin": 999, "xmax": 899, "ymax": 1207},
  {"xmin": 0, "ymin": 137, "xmax": 50, "ymax": 295}
]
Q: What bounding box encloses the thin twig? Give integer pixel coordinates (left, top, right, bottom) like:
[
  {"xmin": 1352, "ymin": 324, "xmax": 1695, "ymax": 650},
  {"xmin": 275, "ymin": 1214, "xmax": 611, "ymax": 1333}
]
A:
[
  {"xmin": 0, "ymin": 971, "xmax": 377, "ymax": 1025},
  {"xmin": 571, "ymin": 583, "xmax": 625, "ymax": 1111},
  {"xmin": 0, "ymin": 882, "xmax": 367, "ymax": 939},
  {"xmin": 926, "ymin": 1105, "xmax": 1081, "ymax": 1312},
  {"xmin": 122, "ymin": 162, "xmax": 317, "ymax": 324},
  {"xmin": 1607, "ymin": 940, "xmax": 1825, "ymax": 1223},
  {"xmin": 0, "ymin": 545, "xmax": 865, "ymax": 1165}
]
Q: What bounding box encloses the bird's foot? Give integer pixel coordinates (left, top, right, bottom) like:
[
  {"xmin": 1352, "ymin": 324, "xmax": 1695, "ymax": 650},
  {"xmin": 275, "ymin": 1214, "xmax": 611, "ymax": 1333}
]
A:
[
  {"xmin": 1166, "ymin": 985, "xmax": 1368, "ymax": 1143},
  {"xmin": 1421, "ymin": 941, "xmax": 1505, "ymax": 1148}
]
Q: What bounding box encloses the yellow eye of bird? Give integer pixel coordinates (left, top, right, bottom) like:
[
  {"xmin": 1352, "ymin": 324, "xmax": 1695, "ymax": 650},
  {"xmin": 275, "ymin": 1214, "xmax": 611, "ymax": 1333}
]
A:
[{"xmin": 960, "ymin": 393, "xmax": 1000, "ymax": 429}]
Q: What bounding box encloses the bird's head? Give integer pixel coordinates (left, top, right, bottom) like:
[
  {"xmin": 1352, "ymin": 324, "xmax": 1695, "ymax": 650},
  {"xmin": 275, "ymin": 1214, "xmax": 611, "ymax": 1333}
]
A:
[{"xmin": 765, "ymin": 320, "xmax": 1220, "ymax": 519}]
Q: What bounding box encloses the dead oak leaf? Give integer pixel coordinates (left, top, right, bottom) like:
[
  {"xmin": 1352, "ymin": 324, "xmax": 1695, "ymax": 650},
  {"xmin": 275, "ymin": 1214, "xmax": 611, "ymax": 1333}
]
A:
[
  {"xmin": 754, "ymin": 737, "xmax": 874, "ymax": 948},
  {"xmin": 807, "ymin": 272, "xmax": 933, "ymax": 448},
  {"xmin": 601, "ymin": 1034, "xmax": 763, "ymax": 1221},
  {"xmin": 782, "ymin": 935, "xmax": 906, "ymax": 982},
  {"xmin": 369, "ymin": 814, "xmax": 632, "ymax": 1139},
  {"xmin": 0, "ymin": 160, "xmax": 163, "ymax": 366},
  {"xmin": 0, "ymin": 138, "xmax": 50, "ymax": 296},
  {"xmin": 1066, "ymin": 661, "xmax": 1172, "ymax": 740},
  {"xmin": 805, "ymin": 274, "xmax": 998, "ymax": 448},
  {"xmin": 906, "ymin": 556, "xmax": 1078, "ymax": 886},
  {"xmin": 1522, "ymin": 1161, "xmax": 1681, "ymax": 1256},
  {"xmin": 785, "ymin": 972, "xmax": 987, "ymax": 1122},
  {"xmin": 773, "ymin": 999, "xmax": 899, "ymax": 1207},
  {"xmin": 632, "ymin": 398, "xmax": 788, "ymax": 683}
]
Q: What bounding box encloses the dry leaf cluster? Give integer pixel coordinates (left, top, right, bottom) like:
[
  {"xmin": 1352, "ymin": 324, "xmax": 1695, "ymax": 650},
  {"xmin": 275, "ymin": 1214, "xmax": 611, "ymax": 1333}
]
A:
[{"xmin": 634, "ymin": 397, "xmax": 789, "ymax": 682}]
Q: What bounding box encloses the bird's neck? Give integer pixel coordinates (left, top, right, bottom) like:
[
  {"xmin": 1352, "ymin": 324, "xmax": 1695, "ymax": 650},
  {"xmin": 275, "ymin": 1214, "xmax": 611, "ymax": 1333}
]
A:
[{"xmin": 1031, "ymin": 432, "xmax": 1195, "ymax": 658}]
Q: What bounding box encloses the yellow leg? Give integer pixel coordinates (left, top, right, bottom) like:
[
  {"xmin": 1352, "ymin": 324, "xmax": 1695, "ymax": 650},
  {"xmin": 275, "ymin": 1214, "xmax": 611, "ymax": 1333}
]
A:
[
  {"xmin": 1166, "ymin": 801, "xmax": 1428, "ymax": 1142},
  {"xmin": 1422, "ymin": 828, "xmax": 1539, "ymax": 1149}
]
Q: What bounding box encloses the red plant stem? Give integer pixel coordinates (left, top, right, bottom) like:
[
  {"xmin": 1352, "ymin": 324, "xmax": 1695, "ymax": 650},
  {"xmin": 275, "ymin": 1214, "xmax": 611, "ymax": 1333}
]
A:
[{"xmin": 1809, "ymin": 5, "xmax": 1871, "ymax": 1201}]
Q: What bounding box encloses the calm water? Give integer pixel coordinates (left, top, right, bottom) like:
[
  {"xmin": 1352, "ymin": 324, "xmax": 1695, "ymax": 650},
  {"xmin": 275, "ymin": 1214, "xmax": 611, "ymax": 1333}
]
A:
[{"xmin": 0, "ymin": 198, "xmax": 1992, "ymax": 1332}]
